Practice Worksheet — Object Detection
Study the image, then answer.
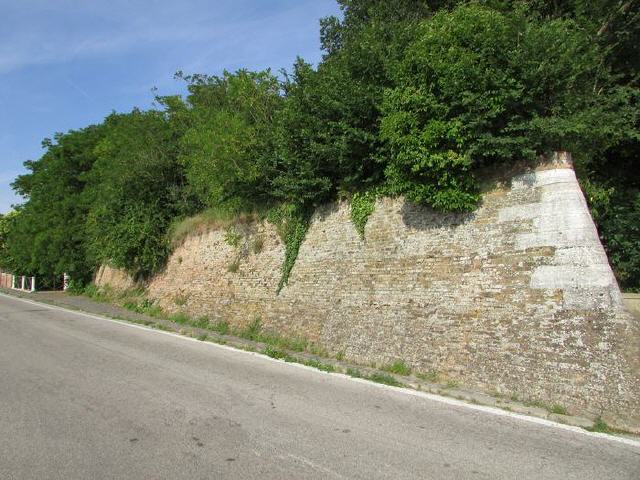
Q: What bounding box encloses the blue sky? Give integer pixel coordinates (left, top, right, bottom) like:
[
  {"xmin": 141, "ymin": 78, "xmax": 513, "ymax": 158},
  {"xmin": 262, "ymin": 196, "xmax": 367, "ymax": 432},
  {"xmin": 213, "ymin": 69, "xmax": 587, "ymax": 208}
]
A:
[{"xmin": 0, "ymin": 0, "xmax": 341, "ymax": 213}]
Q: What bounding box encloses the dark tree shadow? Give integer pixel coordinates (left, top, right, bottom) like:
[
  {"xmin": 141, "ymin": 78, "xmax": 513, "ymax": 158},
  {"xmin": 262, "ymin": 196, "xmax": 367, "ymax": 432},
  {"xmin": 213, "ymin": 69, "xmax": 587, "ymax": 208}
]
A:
[{"xmin": 400, "ymin": 201, "xmax": 476, "ymax": 231}]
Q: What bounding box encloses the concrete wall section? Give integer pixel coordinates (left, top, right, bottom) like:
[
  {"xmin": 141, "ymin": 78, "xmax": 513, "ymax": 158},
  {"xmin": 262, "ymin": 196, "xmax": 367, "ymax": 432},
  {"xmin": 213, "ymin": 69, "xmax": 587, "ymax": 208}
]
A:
[{"xmin": 97, "ymin": 166, "xmax": 639, "ymax": 431}]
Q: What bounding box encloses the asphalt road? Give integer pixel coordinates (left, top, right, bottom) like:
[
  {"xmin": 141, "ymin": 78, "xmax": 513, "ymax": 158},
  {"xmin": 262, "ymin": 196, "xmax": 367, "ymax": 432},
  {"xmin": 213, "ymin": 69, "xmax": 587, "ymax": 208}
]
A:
[{"xmin": 1, "ymin": 293, "xmax": 638, "ymax": 480}]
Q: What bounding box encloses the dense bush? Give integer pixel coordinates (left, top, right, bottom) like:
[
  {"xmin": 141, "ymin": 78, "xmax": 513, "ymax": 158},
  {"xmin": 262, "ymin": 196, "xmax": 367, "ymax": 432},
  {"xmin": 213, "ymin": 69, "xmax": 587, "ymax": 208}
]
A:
[
  {"xmin": 5, "ymin": 126, "xmax": 107, "ymax": 281},
  {"xmin": 174, "ymin": 70, "xmax": 282, "ymax": 212},
  {"xmin": 3, "ymin": 0, "xmax": 638, "ymax": 289},
  {"xmin": 381, "ymin": 5, "xmax": 633, "ymax": 211},
  {"xmin": 85, "ymin": 109, "xmax": 197, "ymax": 278}
]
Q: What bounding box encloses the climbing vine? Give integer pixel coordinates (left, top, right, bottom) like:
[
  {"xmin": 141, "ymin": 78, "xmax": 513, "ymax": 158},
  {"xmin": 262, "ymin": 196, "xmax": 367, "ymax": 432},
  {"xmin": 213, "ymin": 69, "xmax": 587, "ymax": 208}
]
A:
[
  {"xmin": 350, "ymin": 190, "xmax": 377, "ymax": 240},
  {"xmin": 267, "ymin": 204, "xmax": 312, "ymax": 293}
]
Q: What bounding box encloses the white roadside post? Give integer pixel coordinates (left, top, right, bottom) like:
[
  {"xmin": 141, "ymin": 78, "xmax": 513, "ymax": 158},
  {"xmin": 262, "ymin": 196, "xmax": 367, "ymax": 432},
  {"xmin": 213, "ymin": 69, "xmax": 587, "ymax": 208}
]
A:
[
  {"xmin": 30, "ymin": 276, "xmax": 36, "ymax": 292},
  {"xmin": 63, "ymin": 273, "xmax": 70, "ymax": 291},
  {"xmin": 21, "ymin": 276, "xmax": 25, "ymax": 290}
]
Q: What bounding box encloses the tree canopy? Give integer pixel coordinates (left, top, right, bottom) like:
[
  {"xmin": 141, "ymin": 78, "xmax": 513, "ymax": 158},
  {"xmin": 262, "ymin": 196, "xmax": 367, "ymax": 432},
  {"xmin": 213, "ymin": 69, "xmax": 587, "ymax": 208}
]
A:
[{"xmin": 2, "ymin": 0, "xmax": 638, "ymax": 290}]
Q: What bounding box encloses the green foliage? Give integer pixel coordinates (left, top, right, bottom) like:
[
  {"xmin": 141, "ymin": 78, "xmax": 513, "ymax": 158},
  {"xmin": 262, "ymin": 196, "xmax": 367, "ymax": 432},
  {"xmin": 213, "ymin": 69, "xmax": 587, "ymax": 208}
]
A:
[
  {"xmin": 350, "ymin": 189, "xmax": 377, "ymax": 239},
  {"xmin": 303, "ymin": 358, "xmax": 336, "ymax": 372},
  {"xmin": 586, "ymin": 417, "xmax": 613, "ymax": 434},
  {"xmin": 227, "ymin": 259, "xmax": 240, "ymax": 273},
  {"xmin": 3, "ymin": 0, "xmax": 638, "ymax": 291},
  {"xmin": 267, "ymin": 204, "xmax": 311, "ymax": 292},
  {"xmin": 81, "ymin": 283, "xmax": 106, "ymax": 301},
  {"xmin": 382, "ymin": 360, "xmax": 411, "ymax": 376},
  {"xmin": 174, "ymin": 294, "xmax": 188, "ymax": 306},
  {"xmin": 6, "ymin": 125, "xmax": 107, "ymax": 280},
  {"xmin": 213, "ymin": 320, "xmax": 230, "ymax": 335},
  {"xmin": 0, "ymin": 210, "xmax": 19, "ymax": 270},
  {"xmin": 582, "ymin": 176, "xmax": 640, "ymax": 291},
  {"xmin": 240, "ymin": 317, "xmax": 263, "ymax": 341},
  {"xmin": 65, "ymin": 279, "xmax": 87, "ymax": 295},
  {"xmin": 368, "ymin": 372, "xmax": 403, "ymax": 387},
  {"xmin": 169, "ymin": 312, "xmax": 191, "ymax": 325},
  {"xmin": 224, "ymin": 226, "xmax": 242, "ymax": 247},
  {"xmin": 263, "ymin": 345, "xmax": 291, "ymax": 360},
  {"xmin": 381, "ymin": 4, "xmax": 632, "ymax": 211},
  {"xmin": 274, "ymin": 2, "xmax": 432, "ymax": 205},
  {"xmin": 174, "ymin": 69, "xmax": 282, "ymax": 211},
  {"xmin": 550, "ymin": 404, "xmax": 568, "ymax": 415},
  {"xmin": 85, "ymin": 109, "xmax": 196, "ymax": 279}
]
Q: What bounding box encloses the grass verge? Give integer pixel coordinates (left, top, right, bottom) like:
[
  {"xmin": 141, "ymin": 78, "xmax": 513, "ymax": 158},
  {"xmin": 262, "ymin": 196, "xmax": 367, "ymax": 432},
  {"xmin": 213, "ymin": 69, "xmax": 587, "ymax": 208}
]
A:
[{"xmin": 57, "ymin": 284, "xmax": 638, "ymax": 437}]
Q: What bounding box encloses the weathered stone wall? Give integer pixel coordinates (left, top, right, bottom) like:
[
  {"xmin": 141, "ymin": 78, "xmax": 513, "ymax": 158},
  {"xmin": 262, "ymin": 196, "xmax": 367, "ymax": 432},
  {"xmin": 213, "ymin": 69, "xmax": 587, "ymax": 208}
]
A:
[
  {"xmin": 104, "ymin": 164, "xmax": 639, "ymax": 431},
  {"xmin": 623, "ymin": 293, "xmax": 640, "ymax": 320},
  {"xmin": 94, "ymin": 264, "xmax": 136, "ymax": 292}
]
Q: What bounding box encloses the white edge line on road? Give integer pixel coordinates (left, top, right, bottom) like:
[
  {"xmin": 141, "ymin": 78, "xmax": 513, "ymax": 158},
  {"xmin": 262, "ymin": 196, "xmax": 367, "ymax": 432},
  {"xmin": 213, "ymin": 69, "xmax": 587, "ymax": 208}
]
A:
[{"xmin": 3, "ymin": 291, "xmax": 640, "ymax": 450}]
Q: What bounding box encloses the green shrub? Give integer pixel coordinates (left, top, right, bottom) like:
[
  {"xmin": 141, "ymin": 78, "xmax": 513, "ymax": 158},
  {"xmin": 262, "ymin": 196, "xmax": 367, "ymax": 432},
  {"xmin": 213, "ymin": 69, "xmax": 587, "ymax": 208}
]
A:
[
  {"xmin": 192, "ymin": 316, "xmax": 210, "ymax": 329},
  {"xmin": 582, "ymin": 177, "xmax": 640, "ymax": 291},
  {"xmin": 263, "ymin": 345, "xmax": 290, "ymax": 360},
  {"xmin": 381, "ymin": 5, "xmax": 631, "ymax": 212},
  {"xmin": 586, "ymin": 417, "xmax": 612, "ymax": 434},
  {"xmin": 174, "ymin": 294, "xmax": 188, "ymax": 306},
  {"xmin": 66, "ymin": 280, "xmax": 87, "ymax": 295}
]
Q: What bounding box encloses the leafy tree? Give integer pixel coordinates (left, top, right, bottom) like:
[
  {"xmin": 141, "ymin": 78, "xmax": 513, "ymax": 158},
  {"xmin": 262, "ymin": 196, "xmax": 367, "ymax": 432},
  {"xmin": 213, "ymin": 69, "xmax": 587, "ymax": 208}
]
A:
[
  {"xmin": 380, "ymin": 4, "xmax": 635, "ymax": 210},
  {"xmin": 581, "ymin": 147, "xmax": 640, "ymax": 291},
  {"xmin": 85, "ymin": 109, "xmax": 196, "ymax": 278},
  {"xmin": 174, "ymin": 70, "xmax": 282, "ymax": 212},
  {"xmin": 5, "ymin": 126, "xmax": 106, "ymax": 281},
  {"xmin": 272, "ymin": 1, "xmax": 435, "ymax": 206},
  {"xmin": 0, "ymin": 210, "xmax": 19, "ymax": 270},
  {"xmin": 2, "ymin": 0, "xmax": 637, "ymax": 289}
]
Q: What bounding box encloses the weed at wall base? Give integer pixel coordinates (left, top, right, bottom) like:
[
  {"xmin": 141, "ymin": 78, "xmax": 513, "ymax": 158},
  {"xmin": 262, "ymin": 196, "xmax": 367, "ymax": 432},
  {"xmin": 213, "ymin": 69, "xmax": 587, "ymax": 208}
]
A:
[
  {"xmin": 550, "ymin": 404, "xmax": 568, "ymax": 415},
  {"xmin": 382, "ymin": 360, "xmax": 411, "ymax": 376},
  {"xmin": 368, "ymin": 372, "xmax": 403, "ymax": 387},
  {"xmin": 585, "ymin": 417, "xmax": 612, "ymax": 434}
]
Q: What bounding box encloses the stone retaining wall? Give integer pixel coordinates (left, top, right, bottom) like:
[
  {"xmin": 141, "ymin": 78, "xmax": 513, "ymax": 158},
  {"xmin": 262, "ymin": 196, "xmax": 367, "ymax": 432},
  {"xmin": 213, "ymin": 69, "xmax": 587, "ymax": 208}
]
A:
[
  {"xmin": 98, "ymin": 164, "xmax": 640, "ymax": 431},
  {"xmin": 623, "ymin": 293, "xmax": 640, "ymax": 321},
  {"xmin": 94, "ymin": 264, "xmax": 135, "ymax": 292}
]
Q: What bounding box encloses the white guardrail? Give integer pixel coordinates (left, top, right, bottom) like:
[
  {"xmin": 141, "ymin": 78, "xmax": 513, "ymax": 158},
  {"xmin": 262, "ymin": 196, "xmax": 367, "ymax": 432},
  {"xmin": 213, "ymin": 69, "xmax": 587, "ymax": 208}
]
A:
[{"xmin": 0, "ymin": 272, "xmax": 36, "ymax": 292}]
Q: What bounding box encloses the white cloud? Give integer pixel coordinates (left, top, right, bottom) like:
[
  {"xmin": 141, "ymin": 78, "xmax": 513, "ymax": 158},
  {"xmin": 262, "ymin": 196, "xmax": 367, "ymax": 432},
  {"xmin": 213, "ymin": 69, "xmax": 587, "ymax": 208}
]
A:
[{"xmin": 0, "ymin": 0, "xmax": 335, "ymax": 75}]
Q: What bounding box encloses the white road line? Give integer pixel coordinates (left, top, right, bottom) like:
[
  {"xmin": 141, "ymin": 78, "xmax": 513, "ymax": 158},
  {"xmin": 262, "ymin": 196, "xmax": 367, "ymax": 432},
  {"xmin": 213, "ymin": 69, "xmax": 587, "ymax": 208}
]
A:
[{"xmin": 2, "ymin": 291, "xmax": 639, "ymax": 449}]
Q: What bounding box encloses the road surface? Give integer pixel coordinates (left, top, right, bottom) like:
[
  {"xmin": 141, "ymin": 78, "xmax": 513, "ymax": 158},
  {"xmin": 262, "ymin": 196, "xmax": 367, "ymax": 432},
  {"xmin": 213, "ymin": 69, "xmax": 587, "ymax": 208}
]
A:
[{"xmin": 1, "ymin": 293, "xmax": 638, "ymax": 479}]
